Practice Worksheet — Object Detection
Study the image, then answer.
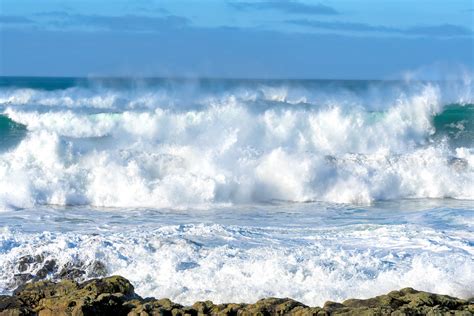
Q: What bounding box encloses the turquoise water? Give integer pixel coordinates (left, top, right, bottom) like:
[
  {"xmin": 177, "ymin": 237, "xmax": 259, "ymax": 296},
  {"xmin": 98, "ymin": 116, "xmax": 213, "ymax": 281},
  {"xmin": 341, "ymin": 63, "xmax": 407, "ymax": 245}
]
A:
[
  {"xmin": 1, "ymin": 102, "xmax": 473, "ymax": 150},
  {"xmin": 433, "ymin": 104, "xmax": 474, "ymax": 146},
  {"xmin": 0, "ymin": 77, "xmax": 472, "ymax": 305},
  {"xmin": 0, "ymin": 115, "xmax": 26, "ymax": 152}
]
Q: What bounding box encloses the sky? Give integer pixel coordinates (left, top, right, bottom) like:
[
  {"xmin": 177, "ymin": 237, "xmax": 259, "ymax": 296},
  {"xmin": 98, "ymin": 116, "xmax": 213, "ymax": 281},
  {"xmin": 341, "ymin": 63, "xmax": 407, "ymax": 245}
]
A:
[{"xmin": 0, "ymin": 0, "xmax": 473, "ymax": 79}]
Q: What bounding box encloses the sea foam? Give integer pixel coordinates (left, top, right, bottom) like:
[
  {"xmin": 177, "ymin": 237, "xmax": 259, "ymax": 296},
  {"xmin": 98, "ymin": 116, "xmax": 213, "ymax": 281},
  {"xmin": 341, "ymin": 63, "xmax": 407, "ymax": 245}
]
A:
[
  {"xmin": 1, "ymin": 221, "xmax": 473, "ymax": 306},
  {"xmin": 0, "ymin": 79, "xmax": 473, "ymax": 209}
]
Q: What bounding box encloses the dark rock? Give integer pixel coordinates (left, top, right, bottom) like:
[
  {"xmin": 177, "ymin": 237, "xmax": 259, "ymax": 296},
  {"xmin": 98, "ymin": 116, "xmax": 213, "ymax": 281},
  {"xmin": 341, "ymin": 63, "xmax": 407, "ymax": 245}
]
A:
[
  {"xmin": 54, "ymin": 260, "xmax": 107, "ymax": 282},
  {"xmin": 0, "ymin": 295, "xmax": 32, "ymax": 316},
  {"xmin": 89, "ymin": 261, "xmax": 107, "ymax": 278},
  {"xmin": 80, "ymin": 292, "xmax": 131, "ymax": 316},
  {"xmin": 34, "ymin": 260, "xmax": 57, "ymax": 280},
  {"xmin": 17, "ymin": 257, "xmax": 33, "ymax": 273},
  {"xmin": 16, "ymin": 255, "xmax": 44, "ymax": 273},
  {"xmin": 9, "ymin": 274, "xmax": 34, "ymax": 291},
  {"xmin": 58, "ymin": 268, "xmax": 85, "ymax": 280}
]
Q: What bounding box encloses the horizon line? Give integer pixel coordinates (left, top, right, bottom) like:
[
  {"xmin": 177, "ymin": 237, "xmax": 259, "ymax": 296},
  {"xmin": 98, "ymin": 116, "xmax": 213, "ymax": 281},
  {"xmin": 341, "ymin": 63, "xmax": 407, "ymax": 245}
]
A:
[{"xmin": 0, "ymin": 75, "xmax": 454, "ymax": 82}]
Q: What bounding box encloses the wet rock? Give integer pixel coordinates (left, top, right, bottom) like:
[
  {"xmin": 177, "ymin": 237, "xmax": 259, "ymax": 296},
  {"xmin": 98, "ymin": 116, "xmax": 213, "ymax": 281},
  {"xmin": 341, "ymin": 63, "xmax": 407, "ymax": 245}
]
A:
[
  {"xmin": 58, "ymin": 267, "xmax": 85, "ymax": 280},
  {"xmin": 16, "ymin": 255, "xmax": 44, "ymax": 273},
  {"xmin": 55, "ymin": 260, "xmax": 107, "ymax": 281},
  {"xmin": 17, "ymin": 257, "xmax": 34, "ymax": 273},
  {"xmin": 89, "ymin": 261, "xmax": 107, "ymax": 278},
  {"xmin": 10, "ymin": 274, "xmax": 34, "ymax": 290},
  {"xmin": 11, "ymin": 258, "xmax": 110, "ymax": 294},
  {"xmin": 1, "ymin": 277, "xmax": 473, "ymax": 316},
  {"xmin": 34, "ymin": 260, "xmax": 57, "ymax": 280}
]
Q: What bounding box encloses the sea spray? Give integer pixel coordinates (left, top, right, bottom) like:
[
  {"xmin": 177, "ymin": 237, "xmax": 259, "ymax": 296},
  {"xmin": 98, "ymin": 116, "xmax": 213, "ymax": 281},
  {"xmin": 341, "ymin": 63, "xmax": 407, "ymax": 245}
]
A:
[
  {"xmin": 0, "ymin": 78, "xmax": 473, "ymax": 307},
  {"xmin": 0, "ymin": 79, "xmax": 472, "ymax": 208}
]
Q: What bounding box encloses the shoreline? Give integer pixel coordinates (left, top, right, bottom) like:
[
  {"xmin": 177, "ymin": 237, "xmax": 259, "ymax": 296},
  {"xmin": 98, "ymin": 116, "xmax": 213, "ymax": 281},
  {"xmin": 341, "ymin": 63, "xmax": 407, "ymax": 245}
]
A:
[{"xmin": 0, "ymin": 276, "xmax": 472, "ymax": 315}]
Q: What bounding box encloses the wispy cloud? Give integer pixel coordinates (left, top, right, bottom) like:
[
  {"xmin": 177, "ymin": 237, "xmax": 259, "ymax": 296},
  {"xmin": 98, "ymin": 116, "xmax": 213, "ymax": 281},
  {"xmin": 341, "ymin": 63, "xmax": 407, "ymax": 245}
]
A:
[
  {"xmin": 406, "ymin": 24, "xmax": 472, "ymax": 37},
  {"xmin": 0, "ymin": 15, "xmax": 35, "ymax": 24},
  {"xmin": 35, "ymin": 12, "xmax": 189, "ymax": 32},
  {"xmin": 230, "ymin": 1, "xmax": 338, "ymax": 15},
  {"xmin": 287, "ymin": 20, "xmax": 396, "ymax": 33},
  {"xmin": 135, "ymin": 7, "xmax": 170, "ymax": 14},
  {"xmin": 288, "ymin": 19, "xmax": 473, "ymax": 37},
  {"xmin": 35, "ymin": 11, "xmax": 71, "ymax": 18}
]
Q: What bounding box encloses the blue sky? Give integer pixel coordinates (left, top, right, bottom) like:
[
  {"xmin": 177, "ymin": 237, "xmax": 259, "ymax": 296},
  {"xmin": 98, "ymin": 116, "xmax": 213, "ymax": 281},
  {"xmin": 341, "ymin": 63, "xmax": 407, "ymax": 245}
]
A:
[{"xmin": 0, "ymin": 0, "xmax": 473, "ymax": 79}]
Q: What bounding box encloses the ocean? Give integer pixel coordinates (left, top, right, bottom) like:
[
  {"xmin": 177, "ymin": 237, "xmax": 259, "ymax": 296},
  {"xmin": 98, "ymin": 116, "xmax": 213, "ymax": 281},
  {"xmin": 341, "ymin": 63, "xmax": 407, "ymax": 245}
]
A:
[{"xmin": 0, "ymin": 77, "xmax": 472, "ymax": 306}]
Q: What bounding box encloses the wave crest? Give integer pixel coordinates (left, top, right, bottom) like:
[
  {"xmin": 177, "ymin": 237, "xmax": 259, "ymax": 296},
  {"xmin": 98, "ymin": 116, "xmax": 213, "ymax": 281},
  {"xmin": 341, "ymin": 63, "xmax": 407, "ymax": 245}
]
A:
[{"xmin": 0, "ymin": 80, "xmax": 473, "ymax": 208}]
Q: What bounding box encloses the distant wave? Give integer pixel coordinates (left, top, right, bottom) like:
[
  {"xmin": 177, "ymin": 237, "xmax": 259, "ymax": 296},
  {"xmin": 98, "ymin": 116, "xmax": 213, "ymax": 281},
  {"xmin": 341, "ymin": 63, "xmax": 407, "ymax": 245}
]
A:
[{"xmin": 0, "ymin": 79, "xmax": 473, "ymax": 209}]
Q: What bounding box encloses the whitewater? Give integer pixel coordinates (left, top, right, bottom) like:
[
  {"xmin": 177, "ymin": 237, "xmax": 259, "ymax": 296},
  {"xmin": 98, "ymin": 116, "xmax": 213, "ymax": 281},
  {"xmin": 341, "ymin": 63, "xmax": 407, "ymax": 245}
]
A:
[{"xmin": 0, "ymin": 77, "xmax": 473, "ymax": 306}]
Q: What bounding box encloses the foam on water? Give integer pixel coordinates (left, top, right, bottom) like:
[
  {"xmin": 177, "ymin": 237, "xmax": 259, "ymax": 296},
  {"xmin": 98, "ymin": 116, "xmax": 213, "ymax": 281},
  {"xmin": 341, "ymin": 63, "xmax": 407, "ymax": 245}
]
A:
[
  {"xmin": 0, "ymin": 78, "xmax": 472, "ymax": 306},
  {"xmin": 0, "ymin": 214, "xmax": 473, "ymax": 306}
]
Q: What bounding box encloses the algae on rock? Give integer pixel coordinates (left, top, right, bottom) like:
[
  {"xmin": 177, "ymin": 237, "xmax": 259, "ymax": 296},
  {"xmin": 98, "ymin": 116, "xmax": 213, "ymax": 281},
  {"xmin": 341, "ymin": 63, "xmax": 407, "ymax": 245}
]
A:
[{"xmin": 0, "ymin": 276, "xmax": 473, "ymax": 315}]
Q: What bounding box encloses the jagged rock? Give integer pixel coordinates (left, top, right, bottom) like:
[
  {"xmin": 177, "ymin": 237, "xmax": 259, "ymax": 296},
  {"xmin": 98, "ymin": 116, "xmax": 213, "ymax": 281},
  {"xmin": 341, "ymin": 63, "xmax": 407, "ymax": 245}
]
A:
[
  {"xmin": 34, "ymin": 260, "xmax": 57, "ymax": 281},
  {"xmin": 58, "ymin": 268, "xmax": 85, "ymax": 280},
  {"xmin": 16, "ymin": 255, "xmax": 44, "ymax": 274},
  {"xmin": 0, "ymin": 277, "xmax": 473, "ymax": 316},
  {"xmin": 57, "ymin": 261, "xmax": 108, "ymax": 281},
  {"xmin": 11, "ymin": 257, "xmax": 110, "ymax": 293}
]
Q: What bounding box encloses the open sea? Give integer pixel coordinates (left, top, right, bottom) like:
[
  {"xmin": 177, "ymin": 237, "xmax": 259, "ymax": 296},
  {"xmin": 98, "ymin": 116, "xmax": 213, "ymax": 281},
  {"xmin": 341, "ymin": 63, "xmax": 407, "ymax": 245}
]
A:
[{"xmin": 0, "ymin": 77, "xmax": 473, "ymax": 306}]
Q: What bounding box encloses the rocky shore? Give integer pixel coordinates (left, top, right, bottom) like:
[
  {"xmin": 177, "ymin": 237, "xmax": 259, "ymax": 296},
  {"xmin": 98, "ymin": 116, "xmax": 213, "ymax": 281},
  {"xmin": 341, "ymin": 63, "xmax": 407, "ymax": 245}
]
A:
[{"xmin": 0, "ymin": 276, "xmax": 473, "ymax": 316}]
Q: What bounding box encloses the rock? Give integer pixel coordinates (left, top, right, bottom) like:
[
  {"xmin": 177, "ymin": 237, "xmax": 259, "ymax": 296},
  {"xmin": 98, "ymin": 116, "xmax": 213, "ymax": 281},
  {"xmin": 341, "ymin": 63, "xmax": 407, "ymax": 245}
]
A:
[
  {"xmin": 17, "ymin": 257, "xmax": 34, "ymax": 273},
  {"xmin": 192, "ymin": 300, "xmax": 214, "ymax": 313},
  {"xmin": 11, "ymin": 258, "xmax": 111, "ymax": 293},
  {"xmin": 89, "ymin": 261, "xmax": 107, "ymax": 278},
  {"xmin": 9, "ymin": 274, "xmax": 34, "ymax": 291},
  {"xmin": 78, "ymin": 275, "xmax": 137, "ymax": 300},
  {"xmin": 0, "ymin": 295, "xmax": 32, "ymax": 316},
  {"xmin": 11, "ymin": 276, "xmax": 137, "ymax": 315},
  {"xmin": 58, "ymin": 268, "xmax": 85, "ymax": 280},
  {"xmin": 34, "ymin": 260, "xmax": 57, "ymax": 280},
  {"xmin": 55, "ymin": 260, "xmax": 108, "ymax": 281},
  {"xmin": 16, "ymin": 255, "xmax": 44, "ymax": 273},
  {"xmin": 330, "ymin": 288, "xmax": 474, "ymax": 315},
  {"xmin": 0, "ymin": 277, "xmax": 473, "ymax": 316},
  {"xmin": 243, "ymin": 297, "xmax": 308, "ymax": 315}
]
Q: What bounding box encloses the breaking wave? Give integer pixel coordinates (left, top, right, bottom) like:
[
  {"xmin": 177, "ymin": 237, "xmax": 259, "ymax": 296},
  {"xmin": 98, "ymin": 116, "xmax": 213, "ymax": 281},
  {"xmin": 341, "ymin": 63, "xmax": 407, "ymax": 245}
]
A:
[{"xmin": 0, "ymin": 79, "xmax": 473, "ymax": 209}]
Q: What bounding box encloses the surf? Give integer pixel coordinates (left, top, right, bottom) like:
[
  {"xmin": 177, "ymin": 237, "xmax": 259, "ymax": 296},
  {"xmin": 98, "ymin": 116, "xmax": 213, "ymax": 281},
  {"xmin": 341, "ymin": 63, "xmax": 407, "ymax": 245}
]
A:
[{"xmin": 0, "ymin": 78, "xmax": 472, "ymax": 209}]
